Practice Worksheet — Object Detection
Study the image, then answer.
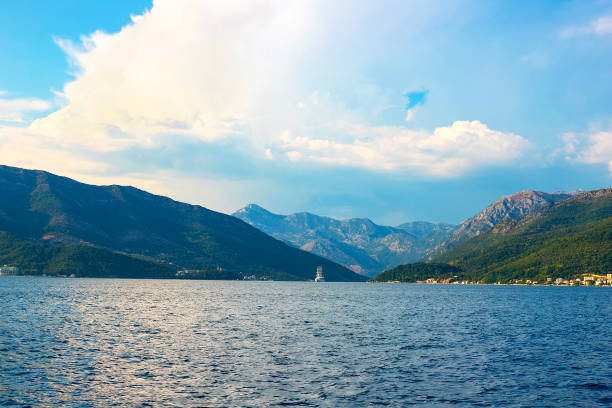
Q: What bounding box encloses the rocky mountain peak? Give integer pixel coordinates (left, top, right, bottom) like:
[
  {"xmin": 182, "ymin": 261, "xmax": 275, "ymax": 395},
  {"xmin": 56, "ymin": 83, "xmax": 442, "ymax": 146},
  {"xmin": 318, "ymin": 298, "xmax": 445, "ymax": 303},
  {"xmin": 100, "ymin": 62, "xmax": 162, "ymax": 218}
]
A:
[
  {"xmin": 232, "ymin": 205, "xmax": 459, "ymax": 276},
  {"xmin": 443, "ymin": 190, "xmax": 573, "ymax": 247},
  {"xmin": 235, "ymin": 203, "xmax": 272, "ymax": 215}
]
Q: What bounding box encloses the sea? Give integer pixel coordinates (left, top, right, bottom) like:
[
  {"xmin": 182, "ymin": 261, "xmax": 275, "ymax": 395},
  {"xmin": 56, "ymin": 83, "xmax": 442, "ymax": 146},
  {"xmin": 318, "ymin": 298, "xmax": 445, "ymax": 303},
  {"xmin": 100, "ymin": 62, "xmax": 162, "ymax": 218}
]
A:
[{"xmin": 0, "ymin": 278, "xmax": 610, "ymax": 407}]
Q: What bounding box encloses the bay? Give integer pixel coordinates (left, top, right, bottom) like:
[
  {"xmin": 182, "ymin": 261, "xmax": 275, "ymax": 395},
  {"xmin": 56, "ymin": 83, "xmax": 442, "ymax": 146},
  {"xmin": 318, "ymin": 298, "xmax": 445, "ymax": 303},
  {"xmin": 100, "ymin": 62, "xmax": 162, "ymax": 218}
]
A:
[{"xmin": 1, "ymin": 278, "xmax": 610, "ymax": 407}]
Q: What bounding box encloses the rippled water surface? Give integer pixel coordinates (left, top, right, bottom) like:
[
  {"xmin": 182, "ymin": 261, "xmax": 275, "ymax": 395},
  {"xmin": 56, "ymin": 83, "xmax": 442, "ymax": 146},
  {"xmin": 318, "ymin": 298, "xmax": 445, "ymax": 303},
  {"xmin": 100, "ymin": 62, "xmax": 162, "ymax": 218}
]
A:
[{"xmin": 1, "ymin": 278, "xmax": 611, "ymax": 407}]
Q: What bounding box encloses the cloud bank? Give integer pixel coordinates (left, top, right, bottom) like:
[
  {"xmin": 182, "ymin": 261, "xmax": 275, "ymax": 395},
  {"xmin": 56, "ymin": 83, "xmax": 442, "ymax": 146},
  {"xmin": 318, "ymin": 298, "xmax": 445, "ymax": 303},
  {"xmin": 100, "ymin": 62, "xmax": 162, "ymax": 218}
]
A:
[
  {"xmin": 278, "ymin": 120, "xmax": 529, "ymax": 177},
  {"xmin": 0, "ymin": 0, "xmax": 543, "ymax": 213}
]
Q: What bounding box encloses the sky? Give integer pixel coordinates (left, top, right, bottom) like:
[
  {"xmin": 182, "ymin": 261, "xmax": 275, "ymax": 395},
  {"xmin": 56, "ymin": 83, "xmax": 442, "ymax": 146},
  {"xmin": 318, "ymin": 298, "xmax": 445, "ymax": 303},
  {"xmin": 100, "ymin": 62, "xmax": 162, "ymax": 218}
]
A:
[{"xmin": 1, "ymin": 0, "xmax": 611, "ymax": 225}]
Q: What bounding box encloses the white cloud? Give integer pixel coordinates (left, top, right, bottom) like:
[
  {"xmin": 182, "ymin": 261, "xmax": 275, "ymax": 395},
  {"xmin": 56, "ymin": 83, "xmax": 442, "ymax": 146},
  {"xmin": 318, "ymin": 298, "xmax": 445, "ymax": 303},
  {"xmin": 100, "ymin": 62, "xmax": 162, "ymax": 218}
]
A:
[
  {"xmin": 578, "ymin": 130, "xmax": 612, "ymax": 173},
  {"xmin": 275, "ymin": 120, "xmax": 530, "ymax": 177},
  {"xmin": 593, "ymin": 16, "xmax": 612, "ymax": 35},
  {"xmin": 561, "ymin": 15, "xmax": 612, "ymax": 38},
  {"xmin": 405, "ymin": 109, "xmax": 415, "ymax": 121},
  {"xmin": 30, "ymin": 0, "xmax": 315, "ymax": 152},
  {"xmin": 2, "ymin": 0, "xmax": 529, "ymax": 179},
  {"xmin": 0, "ymin": 0, "xmax": 535, "ymax": 213},
  {"xmin": 562, "ymin": 127, "xmax": 612, "ymax": 175},
  {"xmin": 0, "ymin": 92, "xmax": 53, "ymax": 123},
  {"xmin": 0, "ymin": 127, "xmax": 108, "ymax": 174}
]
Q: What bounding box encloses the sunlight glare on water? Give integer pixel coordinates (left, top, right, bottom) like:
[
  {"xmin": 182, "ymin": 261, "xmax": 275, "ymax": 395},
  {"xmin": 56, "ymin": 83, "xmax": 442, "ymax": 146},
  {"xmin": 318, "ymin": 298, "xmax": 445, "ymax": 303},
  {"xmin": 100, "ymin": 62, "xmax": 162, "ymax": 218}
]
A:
[{"xmin": 1, "ymin": 278, "xmax": 611, "ymax": 407}]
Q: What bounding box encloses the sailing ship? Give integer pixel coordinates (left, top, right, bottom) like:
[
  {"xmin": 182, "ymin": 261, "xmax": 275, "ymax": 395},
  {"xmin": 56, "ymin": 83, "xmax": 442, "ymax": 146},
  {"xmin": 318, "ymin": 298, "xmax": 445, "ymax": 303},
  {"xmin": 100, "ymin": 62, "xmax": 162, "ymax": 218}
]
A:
[{"xmin": 314, "ymin": 266, "xmax": 325, "ymax": 282}]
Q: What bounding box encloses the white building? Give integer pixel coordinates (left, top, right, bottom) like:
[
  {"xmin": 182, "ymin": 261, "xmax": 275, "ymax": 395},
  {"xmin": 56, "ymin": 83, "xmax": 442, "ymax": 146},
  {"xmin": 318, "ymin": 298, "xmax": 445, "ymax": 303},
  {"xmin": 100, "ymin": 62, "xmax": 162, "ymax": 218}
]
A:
[{"xmin": 0, "ymin": 266, "xmax": 19, "ymax": 276}]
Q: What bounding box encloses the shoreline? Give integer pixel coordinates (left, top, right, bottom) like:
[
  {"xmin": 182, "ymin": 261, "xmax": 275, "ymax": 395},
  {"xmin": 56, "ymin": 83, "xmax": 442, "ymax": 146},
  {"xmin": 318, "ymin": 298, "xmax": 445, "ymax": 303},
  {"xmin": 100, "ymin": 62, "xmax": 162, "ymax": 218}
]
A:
[
  {"xmin": 2, "ymin": 275, "xmax": 611, "ymax": 286},
  {"xmin": 368, "ymin": 281, "xmax": 612, "ymax": 287}
]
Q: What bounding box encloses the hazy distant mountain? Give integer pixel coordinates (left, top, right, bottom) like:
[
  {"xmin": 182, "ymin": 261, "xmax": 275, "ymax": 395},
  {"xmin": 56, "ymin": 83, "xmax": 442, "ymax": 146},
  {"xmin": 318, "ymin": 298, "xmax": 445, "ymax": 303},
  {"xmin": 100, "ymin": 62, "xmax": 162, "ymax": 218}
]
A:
[
  {"xmin": 0, "ymin": 165, "xmax": 365, "ymax": 281},
  {"xmin": 396, "ymin": 221, "xmax": 458, "ymax": 256},
  {"xmin": 233, "ymin": 190, "xmax": 581, "ymax": 276},
  {"xmin": 431, "ymin": 190, "xmax": 575, "ymax": 255},
  {"xmin": 396, "ymin": 221, "xmax": 457, "ymax": 237},
  {"xmin": 233, "ymin": 204, "xmax": 457, "ymax": 276}
]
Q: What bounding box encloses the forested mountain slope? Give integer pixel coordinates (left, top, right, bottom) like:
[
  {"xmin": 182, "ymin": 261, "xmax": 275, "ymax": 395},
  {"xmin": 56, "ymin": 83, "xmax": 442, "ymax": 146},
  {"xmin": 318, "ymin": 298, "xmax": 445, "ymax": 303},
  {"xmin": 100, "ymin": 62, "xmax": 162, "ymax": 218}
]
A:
[
  {"xmin": 433, "ymin": 189, "xmax": 612, "ymax": 282},
  {"xmin": 0, "ymin": 165, "xmax": 365, "ymax": 281}
]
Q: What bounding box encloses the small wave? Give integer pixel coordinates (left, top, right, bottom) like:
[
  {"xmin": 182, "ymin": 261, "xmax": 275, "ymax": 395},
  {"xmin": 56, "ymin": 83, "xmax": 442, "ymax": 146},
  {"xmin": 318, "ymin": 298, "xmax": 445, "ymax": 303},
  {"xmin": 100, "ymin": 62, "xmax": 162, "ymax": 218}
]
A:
[{"xmin": 576, "ymin": 383, "xmax": 611, "ymax": 391}]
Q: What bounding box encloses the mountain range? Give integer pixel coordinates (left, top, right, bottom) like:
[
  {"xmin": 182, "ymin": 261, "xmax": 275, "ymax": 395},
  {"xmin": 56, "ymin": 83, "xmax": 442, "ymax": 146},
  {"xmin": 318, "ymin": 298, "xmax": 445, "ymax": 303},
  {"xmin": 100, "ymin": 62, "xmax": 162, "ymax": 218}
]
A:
[
  {"xmin": 233, "ymin": 204, "xmax": 456, "ymax": 276},
  {"xmin": 233, "ymin": 190, "xmax": 580, "ymax": 276},
  {"xmin": 0, "ymin": 165, "xmax": 365, "ymax": 281},
  {"xmin": 1, "ymin": 164, "xmax": 606, "ymax": 283}
]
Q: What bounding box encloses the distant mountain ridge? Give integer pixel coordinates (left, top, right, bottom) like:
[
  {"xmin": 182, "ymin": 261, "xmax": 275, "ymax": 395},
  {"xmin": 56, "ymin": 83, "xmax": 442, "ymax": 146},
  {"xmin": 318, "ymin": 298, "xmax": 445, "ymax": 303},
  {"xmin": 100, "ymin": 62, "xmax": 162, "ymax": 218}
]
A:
[
  {"xmin": 234, "ymin": 190, "xmax": 582, "ymax": 276},
  {"xmin": 0, "ymin": 165, "xmax": 365, "ymax": 281},
  {"xmin": 233, "ymin": 204, "xmax": 457, "ymax": 276}
]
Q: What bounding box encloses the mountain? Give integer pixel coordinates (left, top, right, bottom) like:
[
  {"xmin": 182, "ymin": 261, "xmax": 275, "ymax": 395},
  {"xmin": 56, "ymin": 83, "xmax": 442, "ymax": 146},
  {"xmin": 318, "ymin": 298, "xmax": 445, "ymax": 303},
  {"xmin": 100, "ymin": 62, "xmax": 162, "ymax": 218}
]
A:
[
  {"xmin": 232, "ymin": 204, "xmax": 456, "ymax": 276},
  {"xmin": 374, "ymin": 189, "xmax": 612, "ymax": 283},
  {"xmin": 396, "ymin": 221, "xmax": 457, "ymax": 238},
  {"xmin": 0, "ymin": 165, "xmax": 366, "ymax": 281},
  {"xmin": 371, "ymin": 262, "xmax": 462, "ymax": 283},
  {"xmin": 430, "ymin": 190, "xmax": 574, "ymax": 256},
  {"xmin": 0, "ymin": 231, "xmax": 174, "ymax": 278},
  {"xmin": 396, "ymin": 221, "xmax": 458, "ymax": 257}
]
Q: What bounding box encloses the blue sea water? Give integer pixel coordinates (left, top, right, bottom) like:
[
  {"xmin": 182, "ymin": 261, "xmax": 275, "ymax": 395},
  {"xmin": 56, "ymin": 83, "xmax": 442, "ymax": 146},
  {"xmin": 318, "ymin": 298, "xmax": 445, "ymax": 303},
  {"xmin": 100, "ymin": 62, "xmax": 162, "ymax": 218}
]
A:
[{"xmin": 0, "ymin": 278, "xmax": 611, "ymax": 407}]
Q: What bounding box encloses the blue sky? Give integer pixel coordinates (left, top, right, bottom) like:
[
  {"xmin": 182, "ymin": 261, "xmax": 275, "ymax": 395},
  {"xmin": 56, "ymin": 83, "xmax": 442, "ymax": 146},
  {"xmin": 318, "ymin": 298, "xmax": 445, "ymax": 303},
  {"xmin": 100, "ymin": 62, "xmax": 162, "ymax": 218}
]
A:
[{"xmin": 1, "ymin": 0, "xmax": 611, "ymax": 224}]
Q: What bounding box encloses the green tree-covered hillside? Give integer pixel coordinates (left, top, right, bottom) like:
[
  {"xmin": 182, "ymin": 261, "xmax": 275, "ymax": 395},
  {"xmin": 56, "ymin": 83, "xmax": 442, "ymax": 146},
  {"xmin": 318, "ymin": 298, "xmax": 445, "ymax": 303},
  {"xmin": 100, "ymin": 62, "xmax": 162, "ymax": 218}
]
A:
[
  {"xmin": 0, "ymin": 165, "xmax": 366, "ymax": 281},
  {"xmin": 435, "ymin": 189, "xmax": 612, "ymax": 282},
  {"xmin": 372, "ymin": 189, "xmax": 612, "ymax": 283},
  {"xmin": 371, "ymin": 262, "xmax": 461, "ymax": 282},
  {"xmin": 0, "ymin": 231, "xmax": 174, "ymax": 278}
]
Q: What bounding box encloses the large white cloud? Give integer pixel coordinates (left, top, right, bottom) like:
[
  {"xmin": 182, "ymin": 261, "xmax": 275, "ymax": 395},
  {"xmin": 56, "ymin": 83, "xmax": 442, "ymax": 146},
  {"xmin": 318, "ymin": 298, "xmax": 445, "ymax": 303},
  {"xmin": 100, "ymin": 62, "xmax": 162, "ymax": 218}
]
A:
[
  {"xmin": 0, "ymin": 0, "xmax": 533, "ymax": 212},
  {"xmin": 277, "ymin": 120, "xmax": 529, "ymax": 176},
  {"xmin": 31, "ymin": 0, "xmax": 315, "ymax": 152}
]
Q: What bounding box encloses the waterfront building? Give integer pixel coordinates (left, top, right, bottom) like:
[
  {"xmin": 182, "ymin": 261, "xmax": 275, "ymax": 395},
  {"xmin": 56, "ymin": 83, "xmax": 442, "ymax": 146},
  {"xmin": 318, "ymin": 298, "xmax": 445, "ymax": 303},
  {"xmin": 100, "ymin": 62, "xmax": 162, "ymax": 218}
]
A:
[{"xmin": 0, "ymin": 266, "xmax": 19, "ymax": 276}]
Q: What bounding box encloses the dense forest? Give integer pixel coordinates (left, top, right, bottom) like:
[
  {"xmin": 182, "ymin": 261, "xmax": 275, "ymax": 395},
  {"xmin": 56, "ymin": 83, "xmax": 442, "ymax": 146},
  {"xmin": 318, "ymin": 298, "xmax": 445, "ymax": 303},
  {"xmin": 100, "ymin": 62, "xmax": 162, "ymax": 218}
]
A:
[
  {"xmin": 370, "ymin": 263, "xmax": 462, "ymax": 282},
  {"xmin": 0, "ymin": 231, "xmax": 174, "ymax": 278}
]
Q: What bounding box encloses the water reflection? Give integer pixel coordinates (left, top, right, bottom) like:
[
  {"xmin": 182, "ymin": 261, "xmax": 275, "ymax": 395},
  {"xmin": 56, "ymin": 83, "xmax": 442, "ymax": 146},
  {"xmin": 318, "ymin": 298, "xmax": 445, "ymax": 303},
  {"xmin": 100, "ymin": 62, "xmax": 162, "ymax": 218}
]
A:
[{"xmin": 0, "ymin": 278, "xmax": 611, "ymax": 406}]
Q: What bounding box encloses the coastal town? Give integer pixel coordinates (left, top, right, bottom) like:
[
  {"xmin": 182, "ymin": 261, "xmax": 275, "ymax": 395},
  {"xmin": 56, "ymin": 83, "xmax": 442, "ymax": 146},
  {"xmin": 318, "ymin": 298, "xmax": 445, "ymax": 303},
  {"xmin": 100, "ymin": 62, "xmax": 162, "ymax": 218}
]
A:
[
  {"xmin": 0, "ymin": 265, "xmax": 19, "ymax": 276},
  {"xmin": 4, "ymin": 262, "xmax": 611, "ymax": 286},
  {"xmin": 379, "ymin": 273, "xmax": 612, "ymax": 286}
]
